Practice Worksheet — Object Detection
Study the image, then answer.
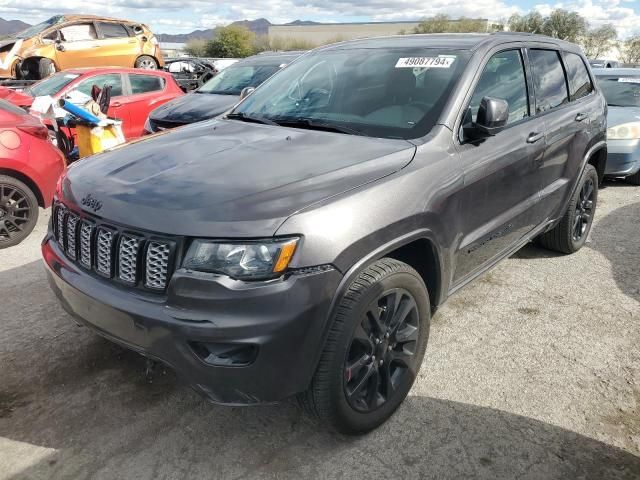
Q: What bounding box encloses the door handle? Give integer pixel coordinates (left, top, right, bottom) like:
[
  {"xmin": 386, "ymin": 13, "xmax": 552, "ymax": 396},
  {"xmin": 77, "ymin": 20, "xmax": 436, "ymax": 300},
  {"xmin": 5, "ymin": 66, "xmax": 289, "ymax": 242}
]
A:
[
  {"xmin": 111, "ymin": 102, "xmax": 122, "ymax": 107},
  {"xmin": 575, "ymin": 113, "xmax": 588, "ymax": 122},
  {"xmin": 527, "ymin": 132, "xmax": 544, "ymax": 143}
]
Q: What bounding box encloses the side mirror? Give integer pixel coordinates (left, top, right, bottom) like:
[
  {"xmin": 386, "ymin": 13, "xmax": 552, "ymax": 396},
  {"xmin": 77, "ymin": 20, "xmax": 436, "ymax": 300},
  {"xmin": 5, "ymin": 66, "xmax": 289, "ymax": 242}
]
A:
[
  {"xmin": 240, "ymin": 87, "xmax": 255, "ymax": 100},
  {"xmin": 475, "ymin": 96, "xmax": 509, "ymax": 136}
]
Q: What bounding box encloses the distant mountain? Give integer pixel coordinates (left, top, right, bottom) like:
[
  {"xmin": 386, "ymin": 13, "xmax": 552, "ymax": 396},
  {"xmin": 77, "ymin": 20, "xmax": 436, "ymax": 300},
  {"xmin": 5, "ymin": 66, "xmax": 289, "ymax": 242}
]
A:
[
  {"xmin": 0, "ymin": 18, "xmax": 30, "ymax": 37},
  {"xmin": 157, "ymin": 18, "xmax": 272, "ymax": 43},
  {"xmin": 157, "ymin": 18, "xmax": 322, "ymax": 43}
]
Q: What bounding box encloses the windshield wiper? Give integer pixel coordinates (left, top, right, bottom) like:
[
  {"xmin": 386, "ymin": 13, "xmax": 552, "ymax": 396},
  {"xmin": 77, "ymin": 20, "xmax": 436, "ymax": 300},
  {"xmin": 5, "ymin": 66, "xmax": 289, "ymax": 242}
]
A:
[
  {"xmin": 226, "ymin": 112, "xmax": 279, "ymax": 126},
  {"xmin": 273, "ymin": 117, "xmax": 365, "ymax": 136}
]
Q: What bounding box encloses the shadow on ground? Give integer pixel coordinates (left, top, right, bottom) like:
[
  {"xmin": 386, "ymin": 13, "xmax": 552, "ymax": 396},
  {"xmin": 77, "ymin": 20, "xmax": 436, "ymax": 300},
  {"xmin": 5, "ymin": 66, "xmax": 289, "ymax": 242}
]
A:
[
  {"xmin": 1, "ymin": 262, "xmax": 640, "ymax": 479},
  {"xmin": 588, "ymin": 200, "xmax": 640, "ymax": 304}
]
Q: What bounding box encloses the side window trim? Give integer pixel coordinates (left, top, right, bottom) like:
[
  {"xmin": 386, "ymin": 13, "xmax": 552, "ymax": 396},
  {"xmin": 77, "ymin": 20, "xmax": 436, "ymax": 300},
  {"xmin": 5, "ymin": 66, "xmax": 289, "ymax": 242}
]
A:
[
  {"xmin": 457, "ymin": 47, "xmax": 532, "ymax": 144},
  {"xmin": 95, "ymin": 21, "xmax": 131, "ymax": 40},
  {"xmin": 124, "ymin": 73, "xmax": 165, "ymax": 96}
]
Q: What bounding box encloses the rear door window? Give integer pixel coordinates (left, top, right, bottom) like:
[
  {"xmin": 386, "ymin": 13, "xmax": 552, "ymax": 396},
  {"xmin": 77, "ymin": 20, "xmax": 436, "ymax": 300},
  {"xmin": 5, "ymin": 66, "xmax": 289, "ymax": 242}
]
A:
[
  {"xmin": 129, "ymin": 74, "xmax": 165, "ymax": 94},
  {"xmin": 563, "ymin": 53, "xmax": 593, "ymax": 101},
  {"xmin": 97, "ymin": 22, "xmax": 129, "ymax": 39},
  {"xmin": 468, "ymin": 49, "xmax": 529, "ymax": 125},
  {"xmin": 75, "ymin": 74, "xmax": 123, "ymax": 97},
  {"xmin": 529, "ymin": 49, "xmax": 569, "ymax": 113}
]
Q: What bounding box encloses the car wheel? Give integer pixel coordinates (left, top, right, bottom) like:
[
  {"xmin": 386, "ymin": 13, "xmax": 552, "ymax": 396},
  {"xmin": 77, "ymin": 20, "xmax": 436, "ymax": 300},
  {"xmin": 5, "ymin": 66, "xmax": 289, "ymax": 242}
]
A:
[
  {"xmin": 626, "ymin": 170, "xmax": 640, "ymax": 186},
  {"xmin": 537, "ymin": 164, "xmax": 598, "ymax": 254},
  {"xmin": 135, "ymin": 56, "xmax": 158, "ymax": 70},
  {"xmin": 0, "ymin": 175, "xmax": 39, "ymax": 249},
  {"xmin": 299, "ymin": 258, "xmax": 430, "ymax": 435},
  {"xmin": 38, "ymin": 58, "xmax": 56, "ymax": 79}
]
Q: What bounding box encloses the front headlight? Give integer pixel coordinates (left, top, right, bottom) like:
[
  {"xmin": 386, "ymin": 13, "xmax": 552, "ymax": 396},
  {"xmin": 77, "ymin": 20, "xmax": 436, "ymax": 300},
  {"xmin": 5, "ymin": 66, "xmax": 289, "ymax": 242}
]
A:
[
  {"xmin": 183, "ymin": 238, "xmax": 299, "ymax": 280},
  {"xmin": 607, "ymin": 122, "xmax": 640, "ymax": 140}
]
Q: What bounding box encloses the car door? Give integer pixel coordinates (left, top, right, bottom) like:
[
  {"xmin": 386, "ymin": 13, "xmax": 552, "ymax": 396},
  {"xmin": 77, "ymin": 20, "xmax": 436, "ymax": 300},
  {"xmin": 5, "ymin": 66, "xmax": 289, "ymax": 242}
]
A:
[
  {"xmin": 453, "ymin": 47, "xmax": 547, "ymax": 284},
  {"xmin": 54, "ymin": 22, "xmax": 101, "ymax": 70},
  {"xmin": 94, "ymin": 22, "xmax": 139, "ymax": 67},
  {"xmin": 119, "ymin": 73, "xmax": 167, "ymax": 138},
  {"xmin": 530, "ymin": 49, "xmax": 597, "ymax": 220},
  {"xmin": 526, "ymin": 48, "xmax": 592, "ymax": 220}
]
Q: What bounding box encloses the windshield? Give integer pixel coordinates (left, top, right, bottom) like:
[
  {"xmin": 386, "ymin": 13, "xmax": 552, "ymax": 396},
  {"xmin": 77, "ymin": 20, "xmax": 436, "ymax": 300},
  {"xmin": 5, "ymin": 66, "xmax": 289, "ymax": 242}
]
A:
[
  {"xmin": 596, "ymin": 75, "xmax": 640, "ymax": 107},
  {"xmin": 25, "ymin": 72, "xmax": 79, "ymax": 98},
  {"xmin": 197, "ymin": 63, "xmax": 282, "ymax": 95},
  {"xmin": 232, "ymin": 47, "xmax": 469, "ymax": 139},
  {"xmin": 15, "ymin": 15, "xmax": 64, "ymax": 39}
]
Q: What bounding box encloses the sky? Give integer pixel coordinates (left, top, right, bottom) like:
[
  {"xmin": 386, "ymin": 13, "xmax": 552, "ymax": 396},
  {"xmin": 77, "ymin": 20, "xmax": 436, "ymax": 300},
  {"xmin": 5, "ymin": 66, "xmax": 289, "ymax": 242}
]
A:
[{"xmin": 1, "ymin": 0, "xmax": 639, "ymax": 38}]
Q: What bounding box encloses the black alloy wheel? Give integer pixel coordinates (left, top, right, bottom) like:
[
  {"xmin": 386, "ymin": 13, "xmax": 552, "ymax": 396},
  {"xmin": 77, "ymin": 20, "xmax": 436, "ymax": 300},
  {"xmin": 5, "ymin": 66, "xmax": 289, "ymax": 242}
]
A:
[
  {"xmin": 0, "ymin": 176, "xmax": 39, "ymax": 249},
  {"xmin": 572, "ymin": 176, "xmax": 595, "ymax": 242},
  {"xmin": 344, "ymin": 288, "xmax": 420, "ymax": 413}
]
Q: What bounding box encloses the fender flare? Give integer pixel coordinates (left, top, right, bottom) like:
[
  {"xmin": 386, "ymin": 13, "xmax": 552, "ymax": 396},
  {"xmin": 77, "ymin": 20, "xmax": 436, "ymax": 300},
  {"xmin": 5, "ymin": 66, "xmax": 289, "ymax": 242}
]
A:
[{"xmin": 305, "ymin": 229, "xmax": 445, "ymax": 386}]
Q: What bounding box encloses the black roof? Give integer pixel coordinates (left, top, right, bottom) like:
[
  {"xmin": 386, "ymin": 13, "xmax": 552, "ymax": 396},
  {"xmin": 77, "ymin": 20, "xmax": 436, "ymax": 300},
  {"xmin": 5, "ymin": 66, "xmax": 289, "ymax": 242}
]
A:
[{"xmin": 318, "ymin": 33, "xmax": 581, "ymax": 52}]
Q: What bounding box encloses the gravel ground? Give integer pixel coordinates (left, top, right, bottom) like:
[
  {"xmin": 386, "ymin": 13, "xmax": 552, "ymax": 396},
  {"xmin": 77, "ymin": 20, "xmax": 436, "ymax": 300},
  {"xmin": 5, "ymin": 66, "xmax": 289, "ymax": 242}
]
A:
[{"xmin": 0, "ymin": 181, "xmax": 639, "ymax": 480}]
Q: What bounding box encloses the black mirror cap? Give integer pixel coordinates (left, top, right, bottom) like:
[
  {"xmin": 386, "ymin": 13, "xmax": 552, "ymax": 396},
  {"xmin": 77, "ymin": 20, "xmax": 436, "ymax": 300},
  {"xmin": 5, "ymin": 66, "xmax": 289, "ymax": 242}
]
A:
[{"xmin": 476, "ymin": 96, "xmax": 509, "ymax": 136}]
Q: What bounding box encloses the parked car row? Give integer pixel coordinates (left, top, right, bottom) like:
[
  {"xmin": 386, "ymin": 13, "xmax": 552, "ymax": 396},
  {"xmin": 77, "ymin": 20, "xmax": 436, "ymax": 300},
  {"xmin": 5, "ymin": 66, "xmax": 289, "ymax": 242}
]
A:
[{"xmin": 1, "ymin": 29, "xmax": 639, "ymax": 433}]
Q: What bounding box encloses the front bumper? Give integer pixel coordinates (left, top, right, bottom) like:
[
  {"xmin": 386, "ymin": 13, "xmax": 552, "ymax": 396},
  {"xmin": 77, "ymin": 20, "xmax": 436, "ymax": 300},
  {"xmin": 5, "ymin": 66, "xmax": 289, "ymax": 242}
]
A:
[
  {"xmin": 43, "ymin": 236, "xmax": 342, "ymax": 405},
  {"xmin": 605, "ymin": 139, "xmax": 640, "ymax": 176}
]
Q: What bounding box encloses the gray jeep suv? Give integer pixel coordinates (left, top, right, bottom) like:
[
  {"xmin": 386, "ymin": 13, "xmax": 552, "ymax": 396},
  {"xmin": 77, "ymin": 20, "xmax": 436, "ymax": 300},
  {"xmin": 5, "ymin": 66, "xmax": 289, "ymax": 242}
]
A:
[{"xmin": 44, "ymin": 33, "xmax": 607, "ymax": 434}]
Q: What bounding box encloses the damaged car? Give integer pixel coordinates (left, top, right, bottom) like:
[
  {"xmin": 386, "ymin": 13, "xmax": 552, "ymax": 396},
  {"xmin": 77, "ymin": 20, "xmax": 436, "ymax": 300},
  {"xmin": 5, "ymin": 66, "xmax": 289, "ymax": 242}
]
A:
[{"xmin": 0, "ymin": 15, "xmax": 163, "ymax": 80}]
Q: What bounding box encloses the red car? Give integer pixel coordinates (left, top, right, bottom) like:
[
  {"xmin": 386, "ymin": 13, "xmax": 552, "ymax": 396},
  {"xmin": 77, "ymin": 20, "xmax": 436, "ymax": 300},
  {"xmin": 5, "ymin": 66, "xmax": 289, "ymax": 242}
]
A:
[
  {"xmin": 0, "ymin": 67, "xmax": 184, "ymax": 140},
  {"xmin": 0, "ymin": 100, "xmax": 66, "ymax": 248}
]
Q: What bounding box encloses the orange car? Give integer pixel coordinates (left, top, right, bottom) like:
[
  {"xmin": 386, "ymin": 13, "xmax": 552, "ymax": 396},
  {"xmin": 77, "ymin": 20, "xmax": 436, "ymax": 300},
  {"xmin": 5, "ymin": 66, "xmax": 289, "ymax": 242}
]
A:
[{"xmin": 0, "ymin": 15, "xmax": 164, "ymax": 80}]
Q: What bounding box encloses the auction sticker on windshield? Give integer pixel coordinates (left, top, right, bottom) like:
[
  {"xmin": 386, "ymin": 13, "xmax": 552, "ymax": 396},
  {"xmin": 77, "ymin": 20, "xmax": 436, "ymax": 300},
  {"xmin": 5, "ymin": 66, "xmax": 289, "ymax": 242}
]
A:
[
  {"xmin": 395, "ymin": 56, "xmax": 455, "ymax": 68},
  {"xmin": 618, "ymin": 78, "xmax": 640, "ymax": 84}
]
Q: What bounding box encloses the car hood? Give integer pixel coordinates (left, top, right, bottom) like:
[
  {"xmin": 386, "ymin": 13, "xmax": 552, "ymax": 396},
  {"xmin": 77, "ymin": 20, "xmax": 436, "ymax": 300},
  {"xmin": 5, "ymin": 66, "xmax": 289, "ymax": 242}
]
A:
[
  {"xmin": 62, "ymin": 119, "xmax": 416, "ymax": 237},
  {"xmin": 149, "ymin": 92, "xmax": 240, "ymax": 125},
  {"xmin": 608, "ymin": 106, "xmax": 640, "ymax": 127}
]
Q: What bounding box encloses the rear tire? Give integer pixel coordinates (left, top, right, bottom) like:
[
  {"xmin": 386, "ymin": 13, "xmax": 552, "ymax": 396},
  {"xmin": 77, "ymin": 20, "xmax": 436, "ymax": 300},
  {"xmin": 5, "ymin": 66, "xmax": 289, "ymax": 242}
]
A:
[
  {"xmin": 0, "ymin": 175, "xmax": 39, "ymax": 249},
  {"xmin": 626, "ymin": 170, "xmax": 640, "ymax": 186},
  {"xmin": 537, "ymin": 164, "xmax": 598, "ymax": 254},
  {"xmin": 135, "ymin": 55, "xmax": 158, "ymax": 70},
  {"xmin": 299, "ymin": 258, "xmax": 430, "ymax": 435},
  {"xmin": 38, "ymin": 58, "xmax": 56, "ymax": 79}
]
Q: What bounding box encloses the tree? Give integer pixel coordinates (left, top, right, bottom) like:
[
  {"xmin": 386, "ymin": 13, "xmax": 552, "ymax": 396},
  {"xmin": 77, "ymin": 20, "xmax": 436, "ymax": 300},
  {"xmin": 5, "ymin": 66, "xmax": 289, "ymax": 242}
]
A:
[
  {"xmin": 414, "ymin": 14, "xmax": 489, "ymax": 34},
  {"xmin": 542, "ymin": 9, "xmax": 587, "ymax": 43},
  {"xmin": 580, "ymin": 24, "xmax": 617, "ymax": 59},
  {"xmin": 508, "ymin": 11, "xmax": 544, "ymax": 34},
  {"xmin": 508, "ymin": 9, "xmax": 587, "ymax": 43},
  {"xmin": 205, "ymin": 25, "xmax": 256, "ymax": 58},
  {"xmin": 184, "ymin": 39, "xmax": 207, "ymax": 57},
  {"xmin": 619, "ymin": 35, "xmax": 640, "ymax": 65}
]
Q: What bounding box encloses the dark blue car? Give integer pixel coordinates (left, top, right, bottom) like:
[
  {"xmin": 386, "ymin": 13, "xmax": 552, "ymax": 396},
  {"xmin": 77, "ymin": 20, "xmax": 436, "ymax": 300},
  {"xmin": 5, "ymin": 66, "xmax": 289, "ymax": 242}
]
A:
[{"xmin": 594, "ymin": 68, "xmax": 640, "ymax": 184}]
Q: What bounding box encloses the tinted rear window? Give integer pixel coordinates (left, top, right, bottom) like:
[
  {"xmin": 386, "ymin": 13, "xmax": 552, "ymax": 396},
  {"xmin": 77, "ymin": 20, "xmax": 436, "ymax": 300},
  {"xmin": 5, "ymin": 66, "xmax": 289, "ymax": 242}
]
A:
[
  {"xmin": 529, "ymin": 49, "xmax": 569, "ymax": 113},
  {"xmin": 98, "ymin": 22, "xmax": 129, "ymax": 39},
  {"xmin": 564, "ymin": 53, "xmax": 593, "ymax": 101},
  {"xmin": 129, "ymin": 75, "xmax": 165, "ymax": 94}
]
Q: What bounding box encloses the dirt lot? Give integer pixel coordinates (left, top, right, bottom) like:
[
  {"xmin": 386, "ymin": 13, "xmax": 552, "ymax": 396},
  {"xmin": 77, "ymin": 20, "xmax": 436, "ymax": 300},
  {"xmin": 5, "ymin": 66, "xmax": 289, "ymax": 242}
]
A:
[{"xmin": 0, "ymin": 181, "xmax": 639, "ymax": 480}]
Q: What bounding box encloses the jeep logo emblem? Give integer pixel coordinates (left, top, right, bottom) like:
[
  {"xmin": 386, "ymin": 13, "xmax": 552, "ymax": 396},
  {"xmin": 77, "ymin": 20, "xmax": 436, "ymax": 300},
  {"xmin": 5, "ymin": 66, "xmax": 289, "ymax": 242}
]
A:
[{"xmin": 81, "ymin": 194, "xmax": 103, "ymax": 212}]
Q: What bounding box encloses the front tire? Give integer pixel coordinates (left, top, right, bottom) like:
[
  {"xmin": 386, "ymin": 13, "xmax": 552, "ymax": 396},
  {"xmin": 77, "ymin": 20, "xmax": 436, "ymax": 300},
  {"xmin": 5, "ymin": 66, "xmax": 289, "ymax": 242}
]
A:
[
  {"xmin": 135, "ymin": 55, "xmax": 158, "ymax": 70},
  {"xmin": 300, "ymin": 258, "xmax": 430, "ymax": 435},
  {"xmin": 626, "ymin": 170, "xmax": 640, "ymax": 186},
  {"xmin": 537, "ymin": 164, "xmax": 598, "ymax": 254},
  {"xmin": 0, "ymin": 175, "xmax": 39, "ymax": 249}
]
